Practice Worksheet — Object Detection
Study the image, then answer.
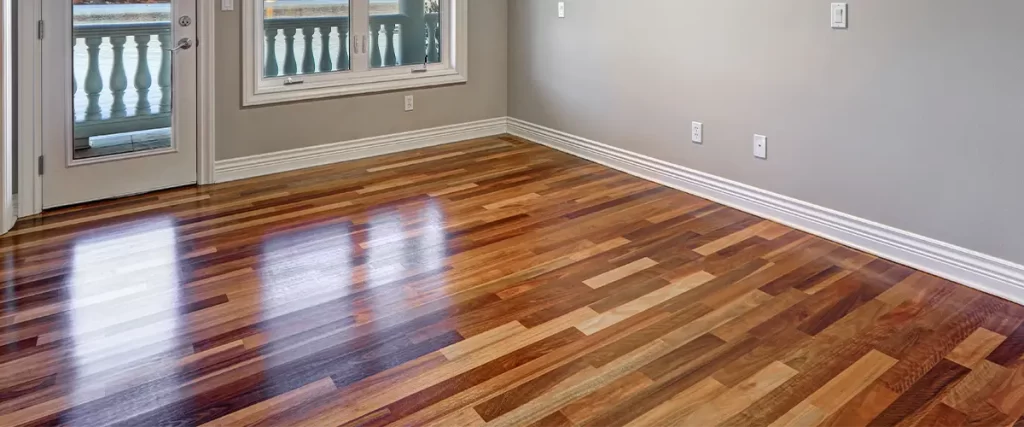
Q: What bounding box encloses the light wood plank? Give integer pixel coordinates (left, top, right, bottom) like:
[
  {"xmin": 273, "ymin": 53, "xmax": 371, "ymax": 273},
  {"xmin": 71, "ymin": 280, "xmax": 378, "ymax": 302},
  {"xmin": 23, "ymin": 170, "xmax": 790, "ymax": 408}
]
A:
[
  {"xmin": 583, "ymin": 258, "xmax": 659, "ymax": 289},
  {"xmin": 680, "ymin": 361, "xmax": 799, "ymax": 427},
  {"xmin": 947, "ymin": 327, "xmax": 1007, "ymax": 368},
  {"xmin": 577, "ymin": 271, "xmax": 716, "ymax": 335},
  {"xmin": 624, "ymin": 376, "xmax": 728, "ymax": 427}
]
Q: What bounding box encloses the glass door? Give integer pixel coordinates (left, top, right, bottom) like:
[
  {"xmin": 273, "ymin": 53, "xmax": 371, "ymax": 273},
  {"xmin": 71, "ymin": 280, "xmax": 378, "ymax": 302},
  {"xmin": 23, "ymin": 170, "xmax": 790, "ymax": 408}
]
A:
[{"xmin": 40, "ymin": 0, "xmax": 198, "ymax": 209}]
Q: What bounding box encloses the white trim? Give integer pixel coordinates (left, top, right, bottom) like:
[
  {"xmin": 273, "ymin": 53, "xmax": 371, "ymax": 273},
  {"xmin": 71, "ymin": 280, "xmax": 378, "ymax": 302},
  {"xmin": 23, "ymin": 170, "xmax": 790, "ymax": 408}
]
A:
[
  {"xmin": 0, "ymin": 0, "xmax": 13, "ymax": 234},
  {"xmin": 243, "ymin": 72, "xmax": 468, "ymax": 107},
  {"xmin": 508, "ymin": 118, "xmax": 1024, "ymax": 306},
  {"xmin": 214, "ymin": 117, "xmax": 507, "ymax": 182},
  {"xmin": 197, "ymin": 0, "xmax": 216, "ymax": 185},
  {"xmin": 16, "ymin": 0, "xmax": 41, "ymax": 217},
  {"xmin": 241, "ymin": 0, "xmax": 468, "ymax": 106}
]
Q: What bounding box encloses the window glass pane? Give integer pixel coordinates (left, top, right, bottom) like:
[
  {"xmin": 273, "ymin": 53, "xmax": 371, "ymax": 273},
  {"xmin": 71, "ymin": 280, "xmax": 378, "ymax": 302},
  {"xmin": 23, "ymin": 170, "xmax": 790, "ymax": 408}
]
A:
[
  {"xmin": 263, "ymin": 0, "xmax": 351, "ymax": 77},
  {"xmin": 369, "ymin": 0, "xmax": 442, "ymax": 68},
  {"xmin": 72, "ymin": 0, "xmax": 173, "ymax": 161}
]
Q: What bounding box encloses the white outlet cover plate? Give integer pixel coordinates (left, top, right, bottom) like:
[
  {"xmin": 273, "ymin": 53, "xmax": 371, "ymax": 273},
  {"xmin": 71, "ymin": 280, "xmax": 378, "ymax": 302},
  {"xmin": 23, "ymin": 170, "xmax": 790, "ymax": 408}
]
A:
[
  {"xmin": 691, "ymin": 122, "xmax": 703, "ymax": 144},
  {"xmin": 221, "ymin": 0, "xmax": 234, "ymax": 11},
  {"xmin": 404, "ymin": 95, "xmax": 414, "ymax": 111},
  {"xmin": 558, "ymin": 2, "xmax": 565, "ymax": 18},
  {"xmin": 753, "ymin": 134, "xmax": 768, "ymax": 159}
]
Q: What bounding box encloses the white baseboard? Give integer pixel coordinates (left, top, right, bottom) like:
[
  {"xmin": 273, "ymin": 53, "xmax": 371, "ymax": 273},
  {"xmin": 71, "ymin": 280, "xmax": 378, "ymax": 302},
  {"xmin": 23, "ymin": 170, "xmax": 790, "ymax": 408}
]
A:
[
  {"xmin": 508, "ymin": 117, "xmax": 1024, "ymax": 306},
  {"xmin": 214, "ymin": 117, "xmax": 509, "ymax": 183}
]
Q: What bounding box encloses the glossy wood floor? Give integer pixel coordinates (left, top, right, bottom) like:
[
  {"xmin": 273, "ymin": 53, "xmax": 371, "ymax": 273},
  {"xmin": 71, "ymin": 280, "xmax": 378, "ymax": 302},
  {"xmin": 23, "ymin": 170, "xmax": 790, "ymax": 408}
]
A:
[{"xmin": 3, "ymin": 136, "xmax": 1024, "ymax": 427}]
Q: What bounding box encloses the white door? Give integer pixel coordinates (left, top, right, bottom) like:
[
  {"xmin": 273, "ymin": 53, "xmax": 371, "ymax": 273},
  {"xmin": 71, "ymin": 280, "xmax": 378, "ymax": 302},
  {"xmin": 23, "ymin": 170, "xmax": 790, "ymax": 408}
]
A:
[{"xmin": 41, "ymin": 0, "xmax": 197, "ymax": 209}]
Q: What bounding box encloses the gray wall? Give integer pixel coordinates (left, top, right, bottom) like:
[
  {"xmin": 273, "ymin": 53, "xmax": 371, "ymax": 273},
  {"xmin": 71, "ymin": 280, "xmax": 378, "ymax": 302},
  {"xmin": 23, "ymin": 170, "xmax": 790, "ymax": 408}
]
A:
[
  {"xmin": 215, "ymin": 0, "xmax": 508, "ymax": 160},
  {"xmin": 508, "ymin": 0, "xmax": 1024, "ymax": 264}
]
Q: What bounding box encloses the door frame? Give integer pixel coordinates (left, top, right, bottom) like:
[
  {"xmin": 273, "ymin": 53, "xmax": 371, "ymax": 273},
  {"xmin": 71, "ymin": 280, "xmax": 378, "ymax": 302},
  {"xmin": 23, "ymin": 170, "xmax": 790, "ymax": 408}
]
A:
[
  {"xmin": 1, "ymin": 0, "xmax": 14, "ymax": 234},
  {"xmin": 11, "ymin": 0, "xmax": 216, "ymax": 218}
]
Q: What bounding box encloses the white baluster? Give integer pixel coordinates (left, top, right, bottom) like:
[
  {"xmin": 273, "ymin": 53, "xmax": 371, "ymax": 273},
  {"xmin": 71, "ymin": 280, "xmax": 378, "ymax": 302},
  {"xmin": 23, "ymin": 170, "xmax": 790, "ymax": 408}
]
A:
[
  {"xmin": 84, "ymin": 36, "xmax": 104, "ymax": 121},
  {"xmin": 109, "ymin": 36, "xmax": 128, "ymax": 118},
  {"xmin": 72, "ymin": 64, "xmax": 78, "ymax": 120},
  {"xmin": 134, "ymin": 34, "xmax": 153, "ymax": 116},
  {"xmin": 371, "ymin": 25, "xmax": 382, "ymax": 67},
  {"xmin": 384, "ymin": 23, "xmax": 397, "ymax": 66},
  {"xmin": 318, "ymin": 25, "xmax": 333, "ymax": 72},
  {"xmin": 425, "ymin": 20, "xmax": 438, "ymax": 62},
  {"xmin": 283, "ymin": 27, "xmax": 298, "ymax": 75},
  {"xmin": 336, "ymin": 23, "xmax": 349, "ymax": 71},
  {"xmin": 265, "ymin": 28, "xmax": 279, "ymax": 77},
  {"xmin": 158, "ymin": 32, "xmax": 172, "ymax": 113},
  {"xmin": 301, "ymin": 26, "xmax": 316, "ymax": 74}
]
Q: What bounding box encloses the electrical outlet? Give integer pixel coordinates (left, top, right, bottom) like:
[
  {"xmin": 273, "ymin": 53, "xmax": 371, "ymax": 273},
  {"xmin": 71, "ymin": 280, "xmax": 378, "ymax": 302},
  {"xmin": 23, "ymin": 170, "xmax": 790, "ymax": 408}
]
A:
[
  {"xmin": 691, "ymin": 122, "xmax": 703, "ymax": 144},
  {"xmin": 558, "ymin": 2, "xmax": 565, "ymax": 18},
  {"xmin": 404, "ymin": 95, "xmax": 414, "ymax": 112},
  {"xmin": 753, "ymin": 134, "xmax": 768, "ymax": 159},
  {"xmin": 221, "ymin": 0, "xmax": 234, "ymax": 11}
]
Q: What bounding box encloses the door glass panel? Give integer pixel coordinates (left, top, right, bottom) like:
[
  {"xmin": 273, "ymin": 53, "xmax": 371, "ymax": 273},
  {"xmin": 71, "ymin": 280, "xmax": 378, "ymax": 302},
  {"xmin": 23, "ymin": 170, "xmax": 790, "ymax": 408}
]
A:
[
  {"xmin": 370, "ymin": 0, "xmax": 442, "ymax": 69},
  {"xmin": 263, "ymin": 0, "xmax": 351, "ymax": 77},
  {"xmin": 72, "ymin": 0, "xmax": 173, "ymax": 161}
]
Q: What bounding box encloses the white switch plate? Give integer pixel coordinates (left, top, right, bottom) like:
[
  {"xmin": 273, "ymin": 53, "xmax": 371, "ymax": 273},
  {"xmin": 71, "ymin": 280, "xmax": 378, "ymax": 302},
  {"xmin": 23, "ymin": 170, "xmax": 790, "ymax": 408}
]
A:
[
  {"xmin": 831, "ymin": 3, "xmax": 848, "ymax": 29},
  {"xmin": 558, "ymin": 2, "xmax": 565, "ymax": 18},
  {"xmin": 753, "ymin": 134, "xmax": 768, "ymax": 159},
  {"xmin": 221, "ymin": 0, "xmax": 234, "ymax": 11},
  {"xmin": 691, "ymin": 122, "xmax": 703, "ymax": 144},
  {"xmin": 404, "ymin": 95, "xmax": 415, "ymax": 112}
]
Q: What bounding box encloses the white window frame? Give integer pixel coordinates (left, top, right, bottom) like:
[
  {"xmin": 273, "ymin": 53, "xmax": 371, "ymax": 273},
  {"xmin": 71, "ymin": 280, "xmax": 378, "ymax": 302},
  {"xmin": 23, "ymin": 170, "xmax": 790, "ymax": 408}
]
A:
[{"xmin": 242, "ymin": 0, "xmax": 467, "ymax": 106}]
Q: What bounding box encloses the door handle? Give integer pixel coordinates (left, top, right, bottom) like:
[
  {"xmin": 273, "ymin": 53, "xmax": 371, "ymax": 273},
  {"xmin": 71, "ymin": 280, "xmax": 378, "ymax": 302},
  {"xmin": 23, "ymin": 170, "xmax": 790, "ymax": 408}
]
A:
[{"xmin": 166, "ymin": 38, "xmax": 193, "ymax": 53}]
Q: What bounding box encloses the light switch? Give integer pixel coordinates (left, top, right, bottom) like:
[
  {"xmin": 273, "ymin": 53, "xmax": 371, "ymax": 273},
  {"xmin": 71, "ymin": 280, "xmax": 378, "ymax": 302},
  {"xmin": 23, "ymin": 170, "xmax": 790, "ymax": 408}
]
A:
[
  {"xmin": 221, "ymin": 0, "xmax": 234, "ymax": 11},
  {"xmin": 831, "ymin": 3, "xmax": 848, "ymax": 29}
]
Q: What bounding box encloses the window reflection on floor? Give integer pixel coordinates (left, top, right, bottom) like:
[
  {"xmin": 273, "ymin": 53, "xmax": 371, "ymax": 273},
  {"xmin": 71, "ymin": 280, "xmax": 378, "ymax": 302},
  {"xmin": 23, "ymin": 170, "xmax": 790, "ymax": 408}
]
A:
[
  {"xmin": 256, "ymin": 222, "xmax": 355, "ymax": 396},
  {"xmin": 253, "ymin": 201, "xmax": 449, "ymax": 394},
  {"xmin": 259, "ymin": 222, "xmax": 355, "ymax": 307},
  {"xmin": 66, "ymin": 218, "xmax": 182, "ymax": 414}
]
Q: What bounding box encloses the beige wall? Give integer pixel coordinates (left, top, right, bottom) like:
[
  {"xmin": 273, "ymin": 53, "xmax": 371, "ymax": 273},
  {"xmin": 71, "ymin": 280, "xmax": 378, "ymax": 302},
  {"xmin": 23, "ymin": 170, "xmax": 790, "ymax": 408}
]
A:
[
  {"xmin": 215, "ymin": 0, "xmax": 508, "ymax": 160},
  {"xmin": 509, "ymin": 0, "xmax": 1024, "ymax": 264}
]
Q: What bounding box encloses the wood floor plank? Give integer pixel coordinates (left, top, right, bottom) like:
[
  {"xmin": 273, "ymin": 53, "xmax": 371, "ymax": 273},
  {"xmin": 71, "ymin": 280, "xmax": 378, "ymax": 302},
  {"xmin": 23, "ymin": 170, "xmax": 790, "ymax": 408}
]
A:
[
  {"xmin": 0, "ymin": 136, "xmax": 1020, "ymax": 426},
  {"xmin": 819, "ymin": 380, "xmax": 900, "ymax": 427},
  {"xmin": 481, "ymin": 340, "xmax": 671, "ymax": 427},
  {"xmin": 948, "ymin": 327, "xmax": 1008, "ymax": 368},
  {"xmin": 869, "ymin": 359, "xmax": 972, "ymax": 426},
  {"xmin": 693, "ymin": 221, "xmax": 773, "ymax": 256},
  {"xmin": 559, "ymin": 371, "xmax": 652, "ymax": 425},
  {"xmin": 987, "ymin": 364, "xmax": 1024, "ymax": 421},
  {"xmin": 200, "ymin": 377, "xmax": 337, "ymax": 427},
  {"xmin": 576, "ymin": 271, "xmax": 715, "ymax": 335},
  {"xmin": 769, "ymin": 349, "xmax": 897, "ymax": 426},
  {"xmin": 623, "ymin": 376, "xmax": 727, "ymax": 427},
  {"xmin": 943, "ymin": 359, "xmax": 1008, "ymax": 414},
  {"xmin": 582, "ymin": 258, "xmax": 658, "ymax": 289},
  {"xmin": 678, "ymin": 361, "xmax": 798, "ymax": 427}
]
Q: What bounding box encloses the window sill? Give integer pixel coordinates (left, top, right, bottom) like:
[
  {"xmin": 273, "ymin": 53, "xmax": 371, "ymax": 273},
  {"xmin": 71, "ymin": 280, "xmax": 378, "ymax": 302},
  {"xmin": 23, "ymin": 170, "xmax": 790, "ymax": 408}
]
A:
[{"xmin": 242, "ymin": 71, "xmax": 468, "ymax": 107}]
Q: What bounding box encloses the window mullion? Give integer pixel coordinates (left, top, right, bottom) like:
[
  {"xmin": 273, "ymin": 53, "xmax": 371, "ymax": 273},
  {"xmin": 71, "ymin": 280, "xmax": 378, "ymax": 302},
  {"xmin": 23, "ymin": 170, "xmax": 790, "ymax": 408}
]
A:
[{"xmin": 349, "ymin": 0, "xmax": 370, "ymax": 72}]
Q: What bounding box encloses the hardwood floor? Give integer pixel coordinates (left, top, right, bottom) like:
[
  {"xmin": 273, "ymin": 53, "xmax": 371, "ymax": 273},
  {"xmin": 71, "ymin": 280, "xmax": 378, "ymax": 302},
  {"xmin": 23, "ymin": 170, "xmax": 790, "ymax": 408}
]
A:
[{"xmin": 2, "ymin": 135, "xmax": 1024, "ymax": 426}]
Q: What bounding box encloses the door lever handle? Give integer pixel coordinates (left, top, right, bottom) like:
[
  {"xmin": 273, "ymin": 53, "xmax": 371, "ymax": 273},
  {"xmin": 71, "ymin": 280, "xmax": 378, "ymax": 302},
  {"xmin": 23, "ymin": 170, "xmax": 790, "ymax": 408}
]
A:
[{"xmin": 166, "ymin": 37, "xmax": 193, "ymax": 53}]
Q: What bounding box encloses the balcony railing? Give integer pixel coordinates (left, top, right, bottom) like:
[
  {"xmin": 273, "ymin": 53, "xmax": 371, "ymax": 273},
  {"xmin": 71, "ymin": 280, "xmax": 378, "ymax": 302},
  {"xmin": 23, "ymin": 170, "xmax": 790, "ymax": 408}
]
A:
[
  {"xmin": 263, "ymin": 13, "xmax": 441, "ymax": 77},
  {"xmin": 71, "ymin": 13, "xmax": 441, "ymax": 144},
  {"xmin": 73, "ymin": 21, "xmax": 171, "ymax": 145}
]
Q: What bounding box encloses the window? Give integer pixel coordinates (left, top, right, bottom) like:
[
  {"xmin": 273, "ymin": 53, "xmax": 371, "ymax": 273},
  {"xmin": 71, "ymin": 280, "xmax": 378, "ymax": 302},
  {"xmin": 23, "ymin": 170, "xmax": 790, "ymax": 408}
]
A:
[{"xmin": 243, "ymin": 0, "xmax": 466, "ymax": 106}]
